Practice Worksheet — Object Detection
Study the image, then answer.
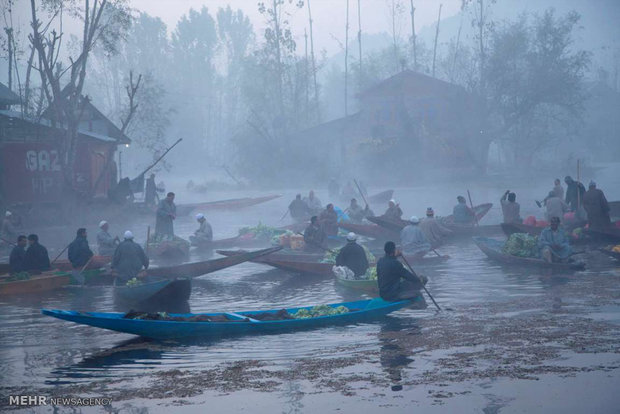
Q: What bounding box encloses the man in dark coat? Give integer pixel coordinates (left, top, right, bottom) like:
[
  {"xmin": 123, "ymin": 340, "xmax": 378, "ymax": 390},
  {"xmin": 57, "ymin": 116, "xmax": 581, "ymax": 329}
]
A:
[
  {"xmin": 377, "ymin": 241, "xmax": 424, "ymax": 301},
  {"xmin": 9, "ymin": 235, "xmax": 27, "ymax": 274},
  {"xmin": 112, "ymin": 231, "xmax": 149, "ymax": 285},
  {"xmin": 319, "ymin": 204, "xmax": 339, "ymax": 237},
  {"xmin": 304, "ymin": 216, "xmax": 327, "ymax": 251},
  {"xmin": 564, "ymin": 176, "xmax": 586, "ymax": 213},
  {"xmin": 156, "ymin": 192, "xmax": 176, "ymax": 238},
  {"xmin": 24, "ymin": 234, "xmax": 50, "ymax": 273},
  {"xmin": 68, "ymin": 228, "xmax": 94, "ymax": 269},
  {"xmin": 335, "ymin": 232, "xmax": 369, "ymax": 278},
  {"xmin": 288, "ymin": 194, "xmax": 310, "ymax": 222},
  {"xmin": 583, "ymin": 181, "xmax": 611, "ymax": 230}
]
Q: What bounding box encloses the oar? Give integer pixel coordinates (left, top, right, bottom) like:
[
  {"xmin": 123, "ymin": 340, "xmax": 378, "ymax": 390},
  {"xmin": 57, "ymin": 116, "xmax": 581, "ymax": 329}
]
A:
[
  {"xmin": 278, "ymin": 209, "xmax": 290, "ymax": 222},
  {"xmin": 50, "ymin": 243, "xmax": 70, "ymax": 265},
  {"xmin": 73, "ymin": 255, "xmax": 95, "ymax": 286},
  {"xmin": 354, "ymin": 179, "xmax": 370, "ymax": 209},
  {"xmin": 467, "ymin": 189, "xmax": 479, "ymax": 226},
  {"xmin": 146, "ymin": 226, "xmax": 151, "ymax": 257},
  {"xmin": 399, "ymin": 253, "xmax": 442, "ymax": 311},
  {"xmin": 431, "ymin": 248, "xmax": 443, "ymax": 258}
]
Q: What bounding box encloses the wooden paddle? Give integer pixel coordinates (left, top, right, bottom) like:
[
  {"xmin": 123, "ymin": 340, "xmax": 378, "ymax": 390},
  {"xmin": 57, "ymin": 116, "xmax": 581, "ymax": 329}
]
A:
[
  {"xmin": 354, "ymin": 179, "xmax": 370, "ymax": 209},
  {"xmin": 50, "ymin": 243, "xmax": 70, "ymax": 265},
  {"xmin": 73, "ymin": 255, "xmax": 95, "ymax": 286},
  {"xmin": 467, "ymin": 189, "xmax": 479, "ymax": 226},
  {"xmin": 399, "ymin": 253, "xmax": 442, "ymax": 311}
]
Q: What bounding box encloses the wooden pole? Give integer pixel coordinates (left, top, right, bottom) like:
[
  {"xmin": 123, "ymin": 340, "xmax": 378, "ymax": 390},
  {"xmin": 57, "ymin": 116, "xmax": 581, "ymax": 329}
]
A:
[
  {"xmin": 357, "ymin": 0, "xmax": 362, "ymax": 87},
  {"xmin": 345, "ymin": 0, "xmax": 350, "ymax": 116},
  {"xmin": 432, "ymin": 3, "xmax": 442, "ymax": 77},
  {"xmin": 146, "ymin": 226, "xmax": 151, "ymax": 257},
  {"xmin": 307, "ymin": 0, "xmax": 319, "ymax": 119},
  {"xmin": 409, "ymin": 0, "xmax": 416, "ymax": 69}
]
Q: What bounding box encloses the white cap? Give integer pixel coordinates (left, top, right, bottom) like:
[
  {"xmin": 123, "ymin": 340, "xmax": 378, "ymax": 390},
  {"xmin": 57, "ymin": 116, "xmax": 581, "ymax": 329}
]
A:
[
  {"xmin": 409, "ymin": 216, "xmax": 420, "ymax": 224},
  {"xmin": 123, "ymin": 230, "xmax": 134, "ymax": 239},
  {"xmin": 196, "ymin": 213, "xmax": 205, "ymax": 220},
  {"xmin": 99, "ymin": 220, "xmax": 108, "ymax": 228},
  {"xmin": 5, "ymin": 211, "xmax": 11, "ymax": 217},
  {"xmin": 389, "ymin": 199, "xmax": 396, "ymax": 204},
  {"xmin": 346, "ymin": 232, "xmax": 357, "ymax": 241}
]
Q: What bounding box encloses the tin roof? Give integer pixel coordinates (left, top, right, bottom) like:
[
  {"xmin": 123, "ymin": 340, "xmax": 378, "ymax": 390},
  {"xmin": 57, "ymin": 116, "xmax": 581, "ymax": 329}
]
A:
[{"xmin": 0, "ymin": 83, "xmax": 20, "ymax": 106}]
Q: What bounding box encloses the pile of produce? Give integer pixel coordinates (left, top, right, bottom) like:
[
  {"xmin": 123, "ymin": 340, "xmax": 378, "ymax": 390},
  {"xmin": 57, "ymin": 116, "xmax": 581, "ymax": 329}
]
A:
[
  {"xmin": 271, "ymin": 230, "xmax": 295, "ymax": 246},
  {"xmin": 238, "ymin": 222, "xmax": 287, "ymax": 241},
  {"xmin": 147, "ymin": 235, "xmax": 190, "ymax": 256},
  {"xmin": 293, "ymin": 304, "xmax": 350, "ymax": 319},
  {"xmin": 4, "ymin": 271, "xmax": 30, "ymax": 282},
  {"xmin": 126, "ymin": 278, "xmax": 143, "ymax": 287},
  {"xmin": 322, "ymin": 245, "xmax": 376, "ymax": 264},
  {"xmin": 502, "ymin": 233, "xmax": 538, "ymax": 257}
]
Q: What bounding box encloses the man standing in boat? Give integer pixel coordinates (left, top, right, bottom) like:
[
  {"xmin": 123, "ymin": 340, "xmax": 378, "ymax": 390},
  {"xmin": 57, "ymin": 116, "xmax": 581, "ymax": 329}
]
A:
[
  {"xmin": 112, "ymin": 231, "xmax": 149, "ymax": 285},
  {"xmin": 500, "ymin": 191, "xmax": 522, "ymax": 224},
  {"xmin": 583, "ymin": 181, "xmax": 611, "ymax": 231},
  {"xmin": 24, "ymin": 234, "xmax": 51, "ymax": 273},
  {"xmin": 304, "ymin": 216, "xmax": 327, "ymax": 251},
  {"xmin": 9, "ymin": 235, "xmax": 27, "ymax": 274},
  {"xmin": 400, "ymin": 216, "xmax": 431, "ymax": 258},
  {"xmin": 538, "ymin": 217, "xmax": 572, "ymax": 263},
  {"xmin": 288, "ymin": 194, "xmax": 310, "ymax": 222},
  {"xmin": 453, "ymin": 196, "xmax": 475, "ymax": 224},
  {"xmin": 336, "ymin": 233, "xmax": 369, "ymax": 279},
  {"xmin": 303, "ymin": 190, "xmax": 323, "ymax": 216},
  {"xmin": 377, "ymin": 241, "xmax": 425, "ymax": 301},
  {"xmin": 97, "ymin": 221, "xmax": 119, "ymax": 256},
  {"xmin": 564, "ymin": 176, "xmax": 586, "ymax": 218},
  {"xmin": 420, "ymin": 208, "xmax": 452, "ymax": 247},
  {"xmin": 156, "ymin": 192, "xmax": 177, "ymax": 239}
]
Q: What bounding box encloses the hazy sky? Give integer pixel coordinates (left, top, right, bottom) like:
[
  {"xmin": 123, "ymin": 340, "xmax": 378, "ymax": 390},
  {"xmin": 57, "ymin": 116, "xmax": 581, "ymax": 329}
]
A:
[{"xmin": 131, "ymin": 0, "xmax": 462, "ymax": 55}]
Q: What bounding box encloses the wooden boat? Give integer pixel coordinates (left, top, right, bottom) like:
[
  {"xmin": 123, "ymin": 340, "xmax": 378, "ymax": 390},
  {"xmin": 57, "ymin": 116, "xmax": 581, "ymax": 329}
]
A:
[
  {"xmin": 147, "ymin": 246, "xmax": 282, "ymax": 279},
  {"xmin": 335, "ymin": 275, "xmax": 378, "ymax": 293},
  {"xmin": 114, "ymin": 278, "xmax": 191, "ymax": 304},
  {"xmin": 473, "ymin": 237, "xmax": 585, "ymax": 271},
  {"xmin": 217, "ymin": 249, "xmax": 449, "ymax": 276},
  {"xmin": 338, "ymin": 222, "xmax": 399, "ymax": 240},
  {"xmin": 41, "ymin": 298, "xmax": 415, "ymax": 340},
  {"xmin": 367, "ymin": 190, "xmax": 394, "ymax": 204},
  {"xmin": 609, "ymin": 201, "xmax": 620, "ymax": 220},
  {"xmin": 0, "ymin": 255, "xmax": 111, "ymax": 275},
  {"xmin": 176, "ymin": 194, "xmax": 281, "ymax": 216},
  {"xmin": 583, "ymin": 227, "xmax": 620, "ymax": 243},
  {"xmin": 0, "ymin": 271, "xmax": 71, "ymax": 295},
  {"xmin": 599, "ymin": 247, "xmax": 620, "ymax": 261}
]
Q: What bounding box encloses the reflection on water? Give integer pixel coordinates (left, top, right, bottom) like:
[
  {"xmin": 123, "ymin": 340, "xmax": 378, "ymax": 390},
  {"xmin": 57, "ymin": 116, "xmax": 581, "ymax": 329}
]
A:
[{"xmin": 0, "ymin": 182, "xmax": 618, "ymax": 395}]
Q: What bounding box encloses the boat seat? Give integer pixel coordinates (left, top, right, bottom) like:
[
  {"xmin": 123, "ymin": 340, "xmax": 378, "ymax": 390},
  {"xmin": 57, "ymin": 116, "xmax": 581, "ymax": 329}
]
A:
[{"xmin": 225, "ymin": 312, "xmax": 260, "ymax": 323}]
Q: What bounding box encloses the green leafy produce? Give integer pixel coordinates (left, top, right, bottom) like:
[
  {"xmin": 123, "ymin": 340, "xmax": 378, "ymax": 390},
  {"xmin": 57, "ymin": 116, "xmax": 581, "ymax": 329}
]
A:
[
  {"xmin": 322, "ymin": 245, "xmax": 376, "ymax": 264},
  {"xmin": 239, "ymin": 222, "xmax": 287, "ymax": 241},
  {"xmin": 293, "ymin": 304, "xmax": 350, "ymax": 319},
  {"xmin": 126, "ymin": 277, "xmax": 143, "ymax": 287},
  {"xmin": 502, "ymin": 233, "xmax": 538, "ymax": 257},
  {"xmin": 5, "ymin": 271, "xmax": 30, "ymax": 282},
  {"xmin": 364, "ymin": 267, "xmax": 378, "ymax": 280}
]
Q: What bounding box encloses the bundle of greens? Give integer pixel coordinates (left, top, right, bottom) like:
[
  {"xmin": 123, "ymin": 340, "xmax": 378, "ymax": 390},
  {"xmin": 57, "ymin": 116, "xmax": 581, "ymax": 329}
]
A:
[
  {"xmin": 126, "ymin": 277, "xmax": 143, "ymax": 287},
  {"xmin": 238, "ymin": 222, "xmax": 287, "ymax": 241},
  {"xmin": 293, "ymin": 304, "xmax": 350, "ymax": 319},
  {"xmin": 502, "ymin": 233, "xmax": 538, "ymax": 257}
]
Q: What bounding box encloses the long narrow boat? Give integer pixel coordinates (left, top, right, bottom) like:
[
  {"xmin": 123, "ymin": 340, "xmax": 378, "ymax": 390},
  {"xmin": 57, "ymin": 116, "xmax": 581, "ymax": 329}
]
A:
[
  {"xmin": 338, "ymin": 222, "xmax": 399, "ymax": 240},
  {"xmin": 114, "ymin": 278, "xmax": 191, "ymax": 304},
  {"xmin": 0, "ymin": 255, "xmax": 112, "ymax": 275},
  {"xmin": 0, "ymin": 271, "xmax": 71, "ymax": 295},
  {"xmin": 217, "ymin": 249, "xmax": 449, "ymax": 277},
  {"xmin": 583, "ymin": 227, "xmax": 620, "ymax": 243},
  {"xmin": 177, "ymin": 194, "xmax": 281, "ymax": 216},
  {"xmin": 41, "ymin": 298, "xmax": 414, "ymax": 340},
  {"xmin": 147, "ymin": 246, "xmax": 282, "ymax": 279},
  {"xmin": 473, "ymin": 237, "xmax": 585, "ymax": 271},
  {"xmin": 367, "ymin": 190, "xmax": 394, "ymax": 204}
]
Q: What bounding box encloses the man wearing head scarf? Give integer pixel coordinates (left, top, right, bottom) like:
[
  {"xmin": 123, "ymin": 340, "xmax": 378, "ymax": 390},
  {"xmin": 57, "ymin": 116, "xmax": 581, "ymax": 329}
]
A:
[
  {"xmin": 500, "ymin": 190, "xmax": 522, "ymax": 224},
  {"xmin": 400, "ymin": 216, "xmax": 431, "ymax": 258},
  {"xmin": 453, "ymin": 196, "xmax": 475, "ymax": 224},
  {"xmin": 97, "ymin": 221, "xmax": 119, "ymax": 256},
  {"xmin": 582, "ymin": 181, "xmax": 611, "ymax": 230},
  {"xmin": 156, "ymin": 192, "xmax": 176, "ymax": 238},
  {"xmin": 538, "ymin": 217, "xmax": 572, "ymax": 263},
  {"xmin": 112, "ymin": 231, "xmax": 149, "ymax": 285},
  {"xmin": 335, "ymin": 233, "xmax": 369, "ymax": 279},
  {"xmin": 383, "ymin": 200, "xmax": 403, "ymax": 222},
  {"xmin": 192, "ymin": 213, "xmax": 213, "ymax": 244},
  {"xmin": 420, "ymin": 208, "xmax": 452, "ymax": 247}
]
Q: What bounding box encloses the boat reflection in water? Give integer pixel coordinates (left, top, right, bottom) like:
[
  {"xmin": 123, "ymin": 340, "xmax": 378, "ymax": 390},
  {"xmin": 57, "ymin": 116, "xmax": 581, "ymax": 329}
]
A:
[{"xmin": 378, "ymin": 316, "xmax": 421, "ymax": 392}]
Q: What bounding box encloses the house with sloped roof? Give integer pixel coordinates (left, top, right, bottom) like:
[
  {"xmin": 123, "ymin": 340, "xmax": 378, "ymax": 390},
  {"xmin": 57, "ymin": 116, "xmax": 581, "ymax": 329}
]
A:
[{"xmin": 0, "ymin": 82, "xmax": 130, "ymax": 206}]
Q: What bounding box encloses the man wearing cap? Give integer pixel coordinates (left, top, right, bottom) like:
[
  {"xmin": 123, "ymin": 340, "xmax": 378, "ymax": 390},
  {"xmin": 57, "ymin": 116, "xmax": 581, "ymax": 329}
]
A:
[
  {"xmin": 453, "ymin": 196, "xmax": 475, "ymax": 224},
  {"xmin": 191, "ymin": 213, "xmax": 213, "ymax": 244},
  {"xmin": 24, "ymin": 234, "xmax": 50, "ymax": 273},
  {"xmin": 97, "ymin": 221, "xmax": 119, "ymax": 256},
  {"xmin": 400, "ymin": 216, "xmax": 431, "ymax": 258},
  {"xmin": 383, "ymin": 200, "xmax": 403, "ymax": 222},
  {"xmin": 377, "ymin": 241, "xmax": 425, "ymax": 301},
  {"xmin": 538, "ymin": 217, "xmax": 572, "ymax": 263},
  {"xmin": 420, "ymin": 208, "xmax": 452, "ymax": 247},
  {"xmin": 304, "ymin": 216, "xmax": 327, "ymax": 251},
  {"xmin": 289, "ymin": 194, "xmax": 310, "ymax": 222},
  {"xmin": 112, "ymin": 231, "xmax": 149, "ymax": 285},
  {"xmin": 9, "ymin": 235, "xmax": 28, "ymax": 274},
  {"xmin": 583, "ymin": 181, "xmax": 611, "ymax": 230},
  {"xmin": 500, "ymin": 190, "xmax": 522, "ymax": 224},
  {"xmin": 156, "ymin": 192, "xmax": 176, "ymax": 238},
  {"xmin": 335, "ymin": 233, "xmax": 369, "ymax": 279}
]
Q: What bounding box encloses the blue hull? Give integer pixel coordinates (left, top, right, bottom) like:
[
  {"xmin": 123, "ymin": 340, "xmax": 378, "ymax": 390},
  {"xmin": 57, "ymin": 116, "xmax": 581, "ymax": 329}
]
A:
[{"xmin": 42, "ymin": 298, "xmax": 416, "ymax": 340}]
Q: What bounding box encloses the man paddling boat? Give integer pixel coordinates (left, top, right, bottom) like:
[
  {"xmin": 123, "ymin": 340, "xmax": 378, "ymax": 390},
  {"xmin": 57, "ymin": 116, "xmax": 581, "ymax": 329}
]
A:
[
  {"xmin": 377, "ymin": 241, "xmax": 425, "ymax": 301},
  {"xmin": 420, "ymin": 208, "xmax": 452, "ymax": 247},
  {"xmin": 400, "ymin": 216, "xmax": 431, "ymax": 258},
  {"xmin": 382, "ymin": 200, "xmax": 403, "ymax": 222},
  {"xmin": 453, "ymin": 196, "xmax": 475, "ymax": 224}
]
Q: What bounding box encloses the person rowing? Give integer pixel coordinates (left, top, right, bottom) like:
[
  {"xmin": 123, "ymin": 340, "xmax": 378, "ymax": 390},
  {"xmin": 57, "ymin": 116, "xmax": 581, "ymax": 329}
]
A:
[
  {"xmin": 377, "ymin": 241, "xmax": 426, "ymax": 301},
  {"xmin": 382, "ymin": 199, "xmax": 403, "ymax": 222}
]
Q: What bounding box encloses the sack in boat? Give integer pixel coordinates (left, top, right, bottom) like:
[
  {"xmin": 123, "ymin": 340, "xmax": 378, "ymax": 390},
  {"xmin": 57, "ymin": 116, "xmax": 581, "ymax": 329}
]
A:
[{"xmin": 332, "ymin": 265, "xmax": 355, "ymax": 280}]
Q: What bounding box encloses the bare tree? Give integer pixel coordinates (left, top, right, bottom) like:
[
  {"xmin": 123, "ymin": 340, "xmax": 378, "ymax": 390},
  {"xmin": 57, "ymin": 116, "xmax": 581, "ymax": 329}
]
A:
[{"xmin": 432, "ymin": 3, "xmax": 442, "ymax": 77}]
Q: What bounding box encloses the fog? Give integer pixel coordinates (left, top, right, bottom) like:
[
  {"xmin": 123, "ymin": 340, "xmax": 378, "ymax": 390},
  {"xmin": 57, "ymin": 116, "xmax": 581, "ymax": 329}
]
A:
[{"xmin": 0, "ymin": 0, "xmax": 619, "ymax": 194}]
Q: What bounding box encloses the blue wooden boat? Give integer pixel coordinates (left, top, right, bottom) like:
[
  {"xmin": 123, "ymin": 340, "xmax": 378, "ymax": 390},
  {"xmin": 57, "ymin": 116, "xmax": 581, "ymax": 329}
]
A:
[
  {"xmin": 41, "ymin": 298, "xmax": 415, "ymax": 340},
  {"xmin": 114, "ymin": 278, "xmax": 191, "ymax": 304}
]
